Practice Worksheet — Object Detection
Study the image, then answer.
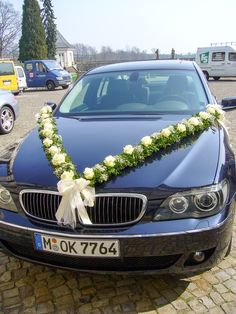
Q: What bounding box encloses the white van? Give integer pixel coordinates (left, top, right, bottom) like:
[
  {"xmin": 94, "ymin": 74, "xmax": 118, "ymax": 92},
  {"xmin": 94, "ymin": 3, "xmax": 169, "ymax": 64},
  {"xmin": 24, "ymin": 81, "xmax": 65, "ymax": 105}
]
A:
[
  {"xmin": 196, "ymin": 44, "xmax": 236, "ymax": 80},
  {"xmin": 15, "ymin": 65, "xmax": 27, "ymax": 92}
]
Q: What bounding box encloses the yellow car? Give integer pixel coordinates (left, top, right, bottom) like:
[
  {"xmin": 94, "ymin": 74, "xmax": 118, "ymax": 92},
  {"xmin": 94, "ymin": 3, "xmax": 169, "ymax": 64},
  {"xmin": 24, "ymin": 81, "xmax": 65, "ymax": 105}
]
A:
[{"xmin": 0, "ymin": 60, "xmax": 19, "ymax": 95}]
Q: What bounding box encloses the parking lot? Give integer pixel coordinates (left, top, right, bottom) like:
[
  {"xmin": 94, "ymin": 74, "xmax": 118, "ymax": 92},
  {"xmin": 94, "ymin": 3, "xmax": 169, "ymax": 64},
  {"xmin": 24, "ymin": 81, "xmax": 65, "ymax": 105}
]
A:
[{"xmin": 0, "ymin": 81, "xmax": 236, "ymax": 313}]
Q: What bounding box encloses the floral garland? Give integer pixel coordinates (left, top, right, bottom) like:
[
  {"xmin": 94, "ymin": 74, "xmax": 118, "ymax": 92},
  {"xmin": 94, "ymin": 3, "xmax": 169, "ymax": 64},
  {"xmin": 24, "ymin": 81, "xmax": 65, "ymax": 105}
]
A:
[
  {"xmin": 36, "ymin": 104, "xmax": 224, "ymax": 227},
  {"xmin": 37, "ymin": 104, "xmax": 224, "ymax": 188}
]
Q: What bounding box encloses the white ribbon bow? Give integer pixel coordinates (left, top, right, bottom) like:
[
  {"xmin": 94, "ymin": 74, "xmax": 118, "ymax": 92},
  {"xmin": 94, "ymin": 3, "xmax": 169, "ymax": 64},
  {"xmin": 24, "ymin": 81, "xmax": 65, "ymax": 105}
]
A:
[{"xmin": 55, "ymin": 178, "xmax": 95, "ymax": 228}]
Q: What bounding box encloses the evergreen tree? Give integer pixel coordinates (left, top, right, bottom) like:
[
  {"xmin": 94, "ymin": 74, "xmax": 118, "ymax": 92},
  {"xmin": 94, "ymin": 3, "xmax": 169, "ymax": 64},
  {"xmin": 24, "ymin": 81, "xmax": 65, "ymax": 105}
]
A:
[
  {"xmin": 41, "ymin": 0, "xmax": 57, "ymax": 59},
  {"xmin": 19, "ymin": 0, "xmax": 47, "ymax": 62}
]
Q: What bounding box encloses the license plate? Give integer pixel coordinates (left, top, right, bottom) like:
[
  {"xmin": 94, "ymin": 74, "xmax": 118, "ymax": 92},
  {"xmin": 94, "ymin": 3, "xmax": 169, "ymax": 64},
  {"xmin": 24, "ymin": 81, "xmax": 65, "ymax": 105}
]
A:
[
  {"xmin": 3, "ymin": 81, "xmax": 10, "ymax": 85},
  {"xmin": 34, "ymin": 233, "xmax": 120, "ymax": 257}
]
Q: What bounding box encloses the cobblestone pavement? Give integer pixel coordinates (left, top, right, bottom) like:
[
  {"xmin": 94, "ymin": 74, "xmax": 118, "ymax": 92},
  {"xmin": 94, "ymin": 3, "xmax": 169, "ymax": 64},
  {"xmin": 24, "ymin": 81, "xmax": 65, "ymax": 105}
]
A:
[{"xmin": 0, "ymin": 82, "xmax": 236, "ymax": 313}]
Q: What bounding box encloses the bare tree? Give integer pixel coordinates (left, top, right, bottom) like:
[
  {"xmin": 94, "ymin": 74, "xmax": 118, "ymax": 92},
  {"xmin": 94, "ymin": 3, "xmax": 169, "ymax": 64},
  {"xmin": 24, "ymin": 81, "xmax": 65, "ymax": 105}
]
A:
[{"xmin": 0, "ymin": 1, "xmax": 20, "ymax": 58}]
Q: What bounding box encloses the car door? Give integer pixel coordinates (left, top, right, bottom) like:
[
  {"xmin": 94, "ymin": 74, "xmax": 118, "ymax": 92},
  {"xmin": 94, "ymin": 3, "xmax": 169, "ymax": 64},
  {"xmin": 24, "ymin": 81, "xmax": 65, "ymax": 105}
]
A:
[
  {"xmin": 226, "ymin": 52, "xmax": 236, "ymax": 76},
  {"xmin": 16, "ymin": 67, "xmax": 27, "ymax": 89},
  {"xmin": 34, "ymin": 62, "xmax": 47, "ymax": 87},
  {"xmin": 25, "ymin": 62, "xmax": 35, "ymax": 87},
  {"xmin": 210, "ymin": 51, "xmax": 226, "ymax": 76}
]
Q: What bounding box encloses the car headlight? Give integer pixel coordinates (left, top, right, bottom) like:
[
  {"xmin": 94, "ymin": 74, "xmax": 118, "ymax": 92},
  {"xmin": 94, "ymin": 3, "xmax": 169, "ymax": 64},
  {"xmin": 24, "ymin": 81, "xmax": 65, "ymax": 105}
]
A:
[
  {"xmin": 56, "ymin": 76, "xmax": 63, "ymax": 80},
  {"xmin": 153, "ymin": 180, "xmax": 229, "ymax": 221},
  {"xmin": 0, "ymin": 184, "xmax": 17, "ymax": 212}
]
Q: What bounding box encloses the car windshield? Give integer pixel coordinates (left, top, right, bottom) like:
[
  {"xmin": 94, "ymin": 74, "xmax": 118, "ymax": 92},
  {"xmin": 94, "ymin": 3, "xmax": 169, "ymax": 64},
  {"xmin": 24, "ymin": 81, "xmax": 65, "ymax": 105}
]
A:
[
  {"xmin": 59, "ymin": 69, "xmax": 209, "ymax": 115},
  {"xmin": 0, "ymin": 62, "xmax": 14, "ymax": 76},
  {"xmin": 44, "ymin": 60, "xmax": 63, "ymax": 71}
]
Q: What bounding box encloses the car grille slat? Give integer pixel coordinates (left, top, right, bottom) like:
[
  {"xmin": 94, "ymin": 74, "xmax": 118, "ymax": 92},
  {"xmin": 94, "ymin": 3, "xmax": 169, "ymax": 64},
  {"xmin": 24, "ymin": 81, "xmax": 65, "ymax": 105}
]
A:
[{"xmin": 20, "ymin": 190, "xmax": 147, "ymax": 226}]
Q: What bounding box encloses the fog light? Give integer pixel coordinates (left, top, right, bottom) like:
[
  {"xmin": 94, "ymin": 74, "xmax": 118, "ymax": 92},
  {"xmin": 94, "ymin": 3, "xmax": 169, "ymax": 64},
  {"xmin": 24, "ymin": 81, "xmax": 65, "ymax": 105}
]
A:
[{"xmin": 193, "ymin": 251, "xmax": 205, "ymax": 262}]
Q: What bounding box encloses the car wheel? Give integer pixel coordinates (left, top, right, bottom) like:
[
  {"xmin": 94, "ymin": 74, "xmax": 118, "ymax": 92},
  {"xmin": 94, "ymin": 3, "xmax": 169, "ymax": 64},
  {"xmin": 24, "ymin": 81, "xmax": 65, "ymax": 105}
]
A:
[
  {"xmin": 203, "ymin": 71, "xmax": 209, "ymax": 81},
  {"xmin": 46, "ymin": 80, "xmax": 55, "ymax": 91},
  {"xmin": 213, "ymin": 76, "xmax": 220, "ymax": 81},
  {"xmin": 62, "ymin": 85, "xmax": 69, "ymax": 90},
  {"xmin": 0, "ymin": 106, "xmax": 14, "ymax": 134}
]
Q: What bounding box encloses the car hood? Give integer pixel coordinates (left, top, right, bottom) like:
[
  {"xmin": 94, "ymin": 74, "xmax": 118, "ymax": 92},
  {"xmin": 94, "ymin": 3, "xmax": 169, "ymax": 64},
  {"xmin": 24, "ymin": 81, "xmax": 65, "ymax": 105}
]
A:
[
  {"xmin": 51, "ymin": 69, "xmax": 70, "ymax": 77},
  {"xmin": 0, "ymin": 89, "xmax": 11, "ymax": 96},
  {"xmin": 12, "ymin": 115, "xmax": 220, "ymax": 196}
]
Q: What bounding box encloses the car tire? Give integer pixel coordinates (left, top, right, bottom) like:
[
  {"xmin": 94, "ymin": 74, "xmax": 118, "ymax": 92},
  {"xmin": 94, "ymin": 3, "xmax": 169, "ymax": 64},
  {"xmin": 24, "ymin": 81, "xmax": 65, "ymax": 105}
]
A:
[
  {"xmin": 213, "ymin": 76, "xmax": 220, "ymax": 81},
  {"xmin": 62, "ymin": 85, "xmax": 69, "ymax": 90},
  {"xmin": 203, "ymin": 71, "xmax": 209, "ymax": 81},
  {"xmin": 0, "ymin": 106, "xmax": 14, "ymax": 134},
  {"xmin": 46, "ymin": 80, "xmax": 55, "ymax": 91}
]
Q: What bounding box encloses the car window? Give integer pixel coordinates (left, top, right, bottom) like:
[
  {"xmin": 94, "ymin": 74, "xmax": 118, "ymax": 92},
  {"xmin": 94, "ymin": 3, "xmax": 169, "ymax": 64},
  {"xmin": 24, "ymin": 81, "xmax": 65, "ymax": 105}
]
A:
[
  {"xmin": 17, "ymin": 67, "xmax": 24, "ymax": 78},
  {"xmin": 59, "ymin": 69, "xmax": 209, "ymax": 115},
  {"xmin": 212, "ymin": 52, "xmax": 225, "ymax": 62},
  {"xmin": 25, "ymin": 63, "xmax": 33, "ymax": 71},
  {"xmin": 43, "ymin": 60, "xmax": 62, "ymax": 70},
  {"xmin": 229, "ymin": 52, "xmax": 236, "ymax": 61},
  {"xmin": 36, "ymin": 62, "xmax": 46, "ymax": 73},
  {"xmin": 0, "ymin": 62, "xmax": 14, "ymax": 76}
]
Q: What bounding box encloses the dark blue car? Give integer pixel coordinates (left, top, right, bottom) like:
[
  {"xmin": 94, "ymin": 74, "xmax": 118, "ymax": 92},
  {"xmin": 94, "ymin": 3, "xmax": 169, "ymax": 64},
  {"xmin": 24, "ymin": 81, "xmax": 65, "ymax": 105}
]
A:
[{"xmin": 0, "ymin": 60, "xmax": 235, "ymax": 275}]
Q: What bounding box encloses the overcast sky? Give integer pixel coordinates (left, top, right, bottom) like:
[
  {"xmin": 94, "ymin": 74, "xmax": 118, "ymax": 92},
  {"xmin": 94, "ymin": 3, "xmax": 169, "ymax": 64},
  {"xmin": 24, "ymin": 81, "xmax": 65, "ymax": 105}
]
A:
[{"xmin": 9, "ymin": 0, "xmax": 236, "ymax": 54}]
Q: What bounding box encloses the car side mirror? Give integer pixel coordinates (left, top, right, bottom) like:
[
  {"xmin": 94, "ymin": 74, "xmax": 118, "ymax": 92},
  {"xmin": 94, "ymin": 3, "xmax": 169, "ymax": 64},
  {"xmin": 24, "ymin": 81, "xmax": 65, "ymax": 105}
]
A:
[
  {"xmin": 221, "ymin": 96, "xmax": 236, "ymax": 110},
  {"xmin": 45, "ymin": 102, "xmax": 57, "ymax": 111}
]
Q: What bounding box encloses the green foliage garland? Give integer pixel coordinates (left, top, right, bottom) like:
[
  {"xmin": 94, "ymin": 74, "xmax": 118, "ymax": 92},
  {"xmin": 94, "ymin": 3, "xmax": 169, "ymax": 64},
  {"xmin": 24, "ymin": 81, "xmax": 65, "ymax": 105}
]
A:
[{"xmin": 37, "ymin": 105, "xmax": 224, "ymax": 187}]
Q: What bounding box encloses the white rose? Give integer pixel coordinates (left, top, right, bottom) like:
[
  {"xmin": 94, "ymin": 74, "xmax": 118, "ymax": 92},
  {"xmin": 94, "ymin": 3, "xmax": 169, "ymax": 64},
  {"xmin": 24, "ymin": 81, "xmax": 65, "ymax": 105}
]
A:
[
  {"xmin": 43, "ymin": 138, "xmax": 53, "ymax": 148},
  {"xmin": 217, "ymin": 109, "xmax": 225, "ymax": 121},
  {"xmin": 141, "ymin": 136, "xmax": 152, "ymax": 146},
  {"xmin": 60, "ymin": 170, "xmax": 74, "ymax": 180},
  {"xmin": 177, "ymin": 123, "xmax": 186, "ymax": 133},
  {"xmin": 161, "ymin": 128, "xmax": 171, "ymax": 137},
  {"xmin": 48, "ymin": 145, "xmax": 61, "ymax": 156},
  {"xmin": 218, "ymin": 110, "xmax": 225, "ymax": 121},
  {"xmin": 188, "ymin": 117, "xmax": 200, "ymax": 126},
  {"xmin": 101, "ymin": 173, "xmax": 109, "ymax": 182},
  {"xmin": 104, "ymin": 155, "xmax": 116, "ymax": 167},
  {"xmin": 208, "ymin": 104, "xmax": 221, "ymax": 110},
  {"xmin": 42, "ymin": 129, "xmax": 53, "ymax": 138},
  {"xmin": 40, "ymin": 113, "xmax": 50, "ymax": 120},
  {"xmin": 199, "ymin": 112, "xmax": 210, "ymax": 120},
  {"xmin": 123, "ymin": 145, "xmax": 134, "ymax": 155},
  {"xmin": 43, "ymin": 123, "xmax": 53, "ymax": 130},
  {"xmin": 83, "ymin": 167, "xmax": 95, "ymax": 179},
  {"xmin": 42, "ymin": 118, "xmax": 53, "ymax": 124},
  {"xmin": 52, "ymin": 153, "xmax": 66, "ymax": 166},
  {"xmin": 207, "ymin": 106, "xmax": 216, "ymax": 114},
  {"xmin": 35, "ymin": 113, "xmax": 40, "ymax": 121},
  {"xmin": 40, "ymin": 105, "xmax": 52, "ymax": 114},
  {"xmin": 94, "ymin": 164, "xmax": 106, "ymax": 172},
  {"xmin": 151, "ymin": 132, "xmax": 160, "ymax": 139}
]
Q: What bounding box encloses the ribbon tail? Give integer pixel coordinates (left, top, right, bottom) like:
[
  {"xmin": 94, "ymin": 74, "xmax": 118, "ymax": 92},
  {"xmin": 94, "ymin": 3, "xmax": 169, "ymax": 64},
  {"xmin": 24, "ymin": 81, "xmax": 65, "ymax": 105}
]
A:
[
  {"xmin": 81, "ymin": 187, "xmax": 95, "ymax": 207},
  {"xmin": 75, "ymin": 191, "xmax": 92, "ymax": 225},
  {"xmin": 55, "ymin": 195, "xmax": 77, "ymax": 229}
]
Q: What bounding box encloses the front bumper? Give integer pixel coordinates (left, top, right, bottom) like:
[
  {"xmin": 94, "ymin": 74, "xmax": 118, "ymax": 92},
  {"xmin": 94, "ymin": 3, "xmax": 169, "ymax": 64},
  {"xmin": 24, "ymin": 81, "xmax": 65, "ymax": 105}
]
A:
[
  {"xmin": 56, "ymin": 80, "xmax": 71, "ymax": 87},
  {"xmin": 0, "ymin": 202, "xmax": 234, "ymax": 274}
]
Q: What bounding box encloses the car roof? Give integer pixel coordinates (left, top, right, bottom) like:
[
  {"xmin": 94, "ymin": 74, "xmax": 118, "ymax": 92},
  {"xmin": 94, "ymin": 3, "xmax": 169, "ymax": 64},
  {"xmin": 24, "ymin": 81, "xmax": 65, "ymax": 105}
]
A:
[
  {"xmin": 87, "ymin": 60, "xmax": 195, "ymax": 75},
  {"xmin": 24, "ymin": 60, "xmax": 56, "ymax": 63}
]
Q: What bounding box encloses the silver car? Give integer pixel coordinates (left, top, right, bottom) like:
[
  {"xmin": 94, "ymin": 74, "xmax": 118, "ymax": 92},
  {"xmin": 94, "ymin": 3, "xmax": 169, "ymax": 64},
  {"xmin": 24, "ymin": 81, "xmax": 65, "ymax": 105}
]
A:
[{"xmin": 0, "ymin": 90, "xmax": 19, "ymax": 134}]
